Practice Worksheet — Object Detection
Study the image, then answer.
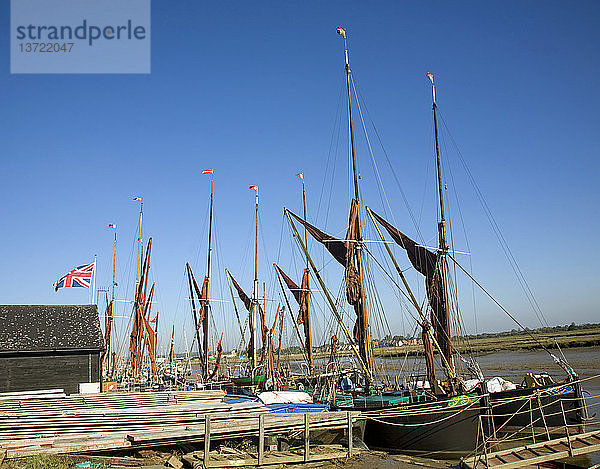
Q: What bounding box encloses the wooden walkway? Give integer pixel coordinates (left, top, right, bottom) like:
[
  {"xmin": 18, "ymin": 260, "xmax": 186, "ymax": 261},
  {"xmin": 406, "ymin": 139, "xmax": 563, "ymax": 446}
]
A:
[
  {"xmin": 182, "ymin": 444, "xmax": 359, "ymax": 468},
  {"xmin": 462, "ymin": 430, "xmax": 600, "ymax": 468}
]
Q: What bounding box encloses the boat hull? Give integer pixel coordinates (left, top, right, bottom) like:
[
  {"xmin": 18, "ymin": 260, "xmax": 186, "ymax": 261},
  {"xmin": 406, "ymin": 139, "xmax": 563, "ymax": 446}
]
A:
[
  {"xmin": 361, "ymin": 396, "xmax": 484, "ymax": 456},
  {"xmin": 231, "ymin": 374, "xmax": 267, "ymax": 386},
  {"xmin": 489, "ymin": 382, "xmax": 585, "ymax": 431}
]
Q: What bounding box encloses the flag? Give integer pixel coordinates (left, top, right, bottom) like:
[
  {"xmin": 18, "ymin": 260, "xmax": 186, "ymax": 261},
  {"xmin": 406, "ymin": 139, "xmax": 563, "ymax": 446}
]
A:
[
  {"xmin": 426, "ymin": 72, "xmax": 434, "ymax": 84},
  {"xmin": 202, "ymin": 169, "xmax": 213, "ymax": 174},
  {"xmin": 336, "ymin": 27, "xmax": 346, "ymax": 38},
  {"xmin": 108, "ymin": 224, "xmax": 116, "ymax": 229},
  {"xmin": 54, "ymin": 262, "xmax": 95, "ymax": 291},
  {"xmin": 296, "ymin": 173, "xmax": 303, "ymax": 180},
  {"xmin": 249, "ymin": 185, "xmax": 258, "ymax": 191},
  {"xmin": 133, "ymin": 196, "xmax": 143, "ymax": 201},
  {"xmin": 150, "ymin": 312, "xmax": 159, "ymax": 324}
]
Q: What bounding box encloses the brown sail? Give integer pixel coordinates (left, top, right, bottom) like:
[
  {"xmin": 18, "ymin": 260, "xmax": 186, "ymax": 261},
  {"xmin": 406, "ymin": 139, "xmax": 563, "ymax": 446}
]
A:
[
  {"xmin": 288, "ymin": 210, "xmax": 347, "ymax": 266},
  {"xmin": 369, "ymin": 209, "xmax": 451, "ymax": 364},
  {"xmin": 344, "ymin": 198, "xmax": 361, "ymax": 306},
  {"xmin": 274, "ymin": 264, "xmax": 313, "ymax": 366},
  {"xmin": 130, "ymin": 238, "xmax": 152, "ymax": 376},
  {"xmin": 168, "ymin": 324, "xmax": 175, "ymax": 364},
  {"xmin": 229, "ymin": 274, "xmax": 252, "ymax": 313},
  {"xmin": 208, "ymin": 333, "xmax": 224, "ymax": 380},
  {"xmin": 288, "ymin": 203, "xmax": 363, "ymax": 343},
  {"xmin": 287, "ymin": 207, "xmax": 359, "ymax": 303},
  {"xmin": 229, "ymin": 273, "xmax": 261, "ymax": 360}
]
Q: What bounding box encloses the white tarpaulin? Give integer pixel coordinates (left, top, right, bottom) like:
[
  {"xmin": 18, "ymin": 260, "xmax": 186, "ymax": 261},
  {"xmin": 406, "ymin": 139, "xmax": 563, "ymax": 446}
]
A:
[
  {"xmin": 486, "ymin": 377, "xmax": 517, "ymax": 393},
  {"xmin": 257, "ymin": 391, "xmax": 313, "ymax": 405}
]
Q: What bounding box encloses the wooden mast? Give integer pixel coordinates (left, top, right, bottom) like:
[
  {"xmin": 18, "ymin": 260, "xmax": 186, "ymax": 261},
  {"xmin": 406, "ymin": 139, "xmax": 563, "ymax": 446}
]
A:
[
  {"xmin": 428, "ymin": 73, "xmax": 454, "ymax": 376},
  {"xmin": 135, "ymin": 198, "xmax": 143, "ymax": 292},
  {"xmin": 203, "ymin": 176, "xmax": 214, "ymax": 380},
  {"xmin": 251, "ymin": 186, "xmax": 259, "ymax": 372},
  {"xmin": 285, "ymin": 209, "xmax": 373, "ymax": 382},
  {"xmin": 340, "ymin": 28, "xmax": 372, "ymax": 376},
  {"xmin": 108, "ymin": 225, "xmax": 117, "ymax": 377},
  {"xmin": 299, "ymin": 175, "xmax": 313, "ymax": 372},
  {"xmin": 366, "ymin": 206, "xmax": 456, "ymax": 381},
  {"xmin": 186, "ymin": 263, "xmax": 203, "ymax": 365}
]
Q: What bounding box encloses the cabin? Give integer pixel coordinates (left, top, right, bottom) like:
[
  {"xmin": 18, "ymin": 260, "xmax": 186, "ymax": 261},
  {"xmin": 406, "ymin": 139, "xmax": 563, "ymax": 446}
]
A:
[{"xmin": 0, "ymin": 305, "xmax": 104, "ymax": 395}]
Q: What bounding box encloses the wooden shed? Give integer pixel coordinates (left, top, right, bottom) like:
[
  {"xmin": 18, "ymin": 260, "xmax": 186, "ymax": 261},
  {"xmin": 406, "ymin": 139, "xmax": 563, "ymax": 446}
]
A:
[{"xmin": 0, "ymin": 305, "xmax": 104, "ymax": 394}]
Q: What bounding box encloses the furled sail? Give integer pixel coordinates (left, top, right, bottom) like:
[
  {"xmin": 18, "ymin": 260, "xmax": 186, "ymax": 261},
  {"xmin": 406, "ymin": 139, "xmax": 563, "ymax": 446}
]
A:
[
  {"xmin": 187, "ymin": 265, "xmax": 209, "ymax": 367},
  {"xmin": 274, "ymin": 265, "xmax": 309, "ymax": 325},
  {"xmin": 288, "ymin": 201, "xmax": 363, "ymax": 340},
  {"xmin": 344, "ymin": 198, "xmax": 361, "ymax": 306},
  {"xmin": 208, "ymin": 333, "xmax": 223, "ymax": 380},
  {"xmin": 228, "ymin": 273, "xmax": 262, "ymax": 360},
  {"xmin": 168, "ymin": 324, "xmax": 175, "ymax": 364},
  {"xmin": 369, "ymin": 209, "xmax": 451, "ymax": 363},
  {"xmin": 274, "ymin": 264, "xmax": 312, "ymax": 364}
]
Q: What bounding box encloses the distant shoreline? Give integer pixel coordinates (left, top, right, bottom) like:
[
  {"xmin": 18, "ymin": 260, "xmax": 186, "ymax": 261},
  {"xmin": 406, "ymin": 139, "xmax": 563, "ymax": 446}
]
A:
[
  {"xmin": 205, "ymin": 325, "xmax": 600, "ymax": 367},
  {"xmin": 245, "ymin": 326, "xmax": 600, "ymax": 363},
  {"xmin": 372, "ymin": 328, "xmax": 600, "ymax": 359}
]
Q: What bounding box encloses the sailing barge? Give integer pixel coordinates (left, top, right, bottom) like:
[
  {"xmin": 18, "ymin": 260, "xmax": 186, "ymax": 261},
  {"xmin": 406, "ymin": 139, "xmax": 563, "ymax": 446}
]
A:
[{"xmin": 279, "ymin": 27, "xmax": 587, "ymax": 456}]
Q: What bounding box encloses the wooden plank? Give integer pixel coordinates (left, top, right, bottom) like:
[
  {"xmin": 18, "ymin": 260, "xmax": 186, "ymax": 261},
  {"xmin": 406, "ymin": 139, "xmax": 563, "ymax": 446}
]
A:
[
  {"xmin": 204, "ymin": 414, "xmax": 210, "ymax": 469},
  {"xmin": 462, "ymin": 431, "xmax": 600, "ymax": 469},
  {"xmin": 347, "ymin": 411, "xmax": 353, "ymax": 458},
  {"xmin": 258, "ymin": 415, "xmax": 264, "ymax": 466},
  {"xmin": 304, "ymin": 413, "xmax": 309, "ymax": 462}
]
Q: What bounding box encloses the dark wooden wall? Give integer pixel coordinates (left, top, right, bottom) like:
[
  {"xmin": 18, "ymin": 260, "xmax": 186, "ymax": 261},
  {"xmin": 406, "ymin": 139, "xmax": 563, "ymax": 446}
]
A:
[{"xmin": 0, "ymin": 351, "xmax": 101, "ymax": 394}]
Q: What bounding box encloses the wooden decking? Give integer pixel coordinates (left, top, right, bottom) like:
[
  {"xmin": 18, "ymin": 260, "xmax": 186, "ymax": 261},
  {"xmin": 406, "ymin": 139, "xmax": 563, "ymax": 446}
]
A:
[{"xmin": 462, "ymin": 430, "xmax": 600, "ymax": 468}]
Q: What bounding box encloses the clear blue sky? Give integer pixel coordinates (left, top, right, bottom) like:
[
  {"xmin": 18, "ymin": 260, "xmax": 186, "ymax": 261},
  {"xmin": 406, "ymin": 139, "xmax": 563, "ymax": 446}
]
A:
[{"xmin": 1, "ymin": 1, "xmax": 599, "ymax": 352}]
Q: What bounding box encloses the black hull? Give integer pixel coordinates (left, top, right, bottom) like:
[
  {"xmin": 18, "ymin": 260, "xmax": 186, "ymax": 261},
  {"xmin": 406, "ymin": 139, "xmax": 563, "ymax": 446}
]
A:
[
  {"xmin": 363, "ymin": 399, "xmax": 483, "ymax": 456},
  {"xmin": 489, "ymin": 382, "xmax": 584, "ymax": 431}
]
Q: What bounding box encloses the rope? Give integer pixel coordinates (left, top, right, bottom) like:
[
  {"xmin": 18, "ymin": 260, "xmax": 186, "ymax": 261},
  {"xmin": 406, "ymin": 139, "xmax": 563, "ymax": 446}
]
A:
[
  {"xmin": 447, "ymin": 253, "xmax": 565, "ymax": 362},
  {"xmin": 437, "ymin": 110, "xmax": 549, "ymax": 329},
  {"xmin": 367, "ymin": 397, "xmax": 480, "ymax": 427}
]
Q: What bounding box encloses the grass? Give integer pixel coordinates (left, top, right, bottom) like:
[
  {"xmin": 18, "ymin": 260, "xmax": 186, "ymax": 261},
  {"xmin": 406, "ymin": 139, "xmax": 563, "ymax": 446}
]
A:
[{"xmin": 1, "ymin": 455, "xmax": 74, "ymax": 469}]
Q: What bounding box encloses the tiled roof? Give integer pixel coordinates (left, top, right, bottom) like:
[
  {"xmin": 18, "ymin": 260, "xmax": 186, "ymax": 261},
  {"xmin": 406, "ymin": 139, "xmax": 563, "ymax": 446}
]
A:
[{"xmin": 0, "ymin": 305, "xmax": 104, "ymax": 352}]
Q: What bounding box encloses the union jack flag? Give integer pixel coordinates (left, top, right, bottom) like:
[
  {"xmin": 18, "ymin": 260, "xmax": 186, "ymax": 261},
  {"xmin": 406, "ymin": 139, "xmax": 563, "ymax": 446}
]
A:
[{"xmin": 54, "ymin": 262, "xmax": 95, "ymax": 292}]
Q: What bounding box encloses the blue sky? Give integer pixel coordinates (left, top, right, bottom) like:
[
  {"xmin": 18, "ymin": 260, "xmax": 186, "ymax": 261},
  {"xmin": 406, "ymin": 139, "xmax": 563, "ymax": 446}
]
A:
[{"xmin": 1, "ymin": 1, "xmax": 599, "ymax": 352}]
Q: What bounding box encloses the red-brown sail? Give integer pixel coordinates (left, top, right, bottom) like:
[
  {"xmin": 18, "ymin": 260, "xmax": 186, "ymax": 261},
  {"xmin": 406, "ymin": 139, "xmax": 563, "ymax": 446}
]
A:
[
  {"xmin": 287, "ymin": 210, "xmax": 348, "ymax": 266},
  {"xmin": 274, "ymin": 264, "xmax": 313, "ymax": 367},
  {"xmin": 369, "ymin": 209, "xmax": 451, "ymax": 365},
  {"xmin": 208, "ymin": 333, "xmax": 223, "ymax": 380},
  {"xmin": 288, "ymin": 204, "xmax": 364, "ymax": 344}
]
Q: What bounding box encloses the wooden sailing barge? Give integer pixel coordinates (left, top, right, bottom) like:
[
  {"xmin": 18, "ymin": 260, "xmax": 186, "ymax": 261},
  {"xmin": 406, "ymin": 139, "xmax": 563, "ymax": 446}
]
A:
[{"xmin": 280, "ymin": 27, "xmax": 587, "ymax": 456}]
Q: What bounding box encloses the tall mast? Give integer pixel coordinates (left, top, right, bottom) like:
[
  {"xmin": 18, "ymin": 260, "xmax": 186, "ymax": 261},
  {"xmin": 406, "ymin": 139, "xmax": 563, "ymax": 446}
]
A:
[
  {"xmin": 298, "ymin": 173, "xmax": 313, "ymax": 371},
  {"xmin": 427, "ymin": 72, "xmax": 454, "ymax": 375},
  {"xmin": 203, "ymin": 176, "xmax": 214, "ymax": 380},
  {"xmin": 250, "ymin": 185, "xmax": 259, "ymax": 371},
  {"xmin": 135, "ymin": 197, "xmax": 143, "ymax": 292},
  {"xmin": 109, "ymin": 225, "xmax": 117, "ymax": 376},
  {"xmin": 339, "ymin": 27, "xmax": 372, "ymax": 373},
  {"xmin": 112, "ymin": 229, "xmax": 117, "ymax": 304}
]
